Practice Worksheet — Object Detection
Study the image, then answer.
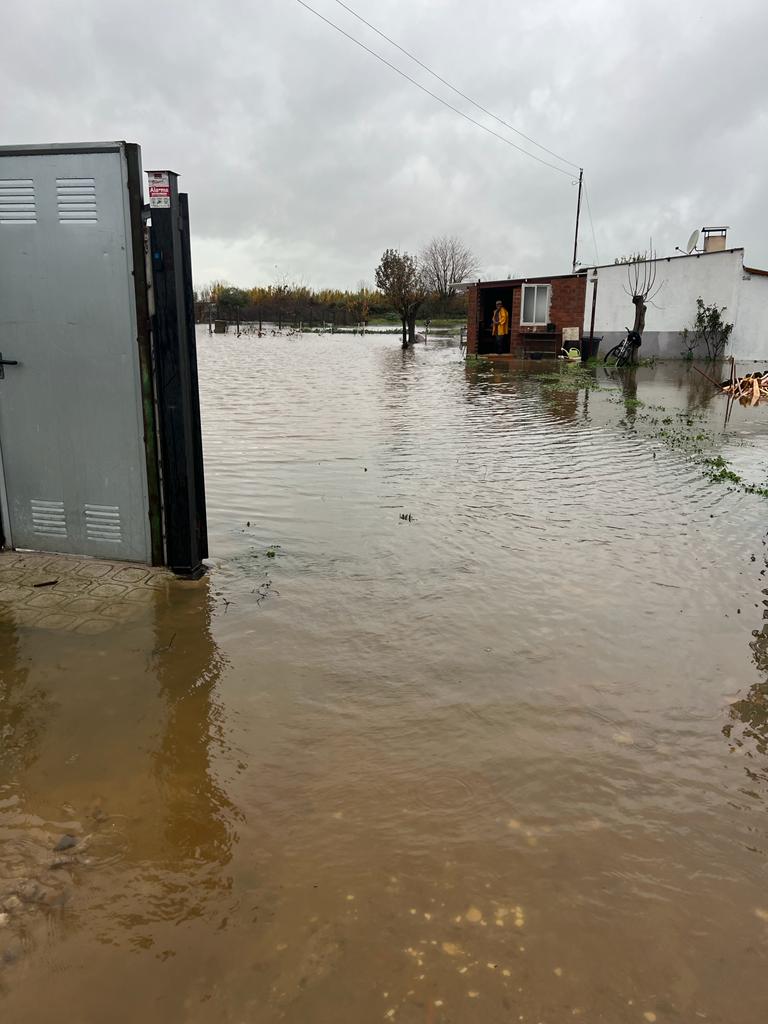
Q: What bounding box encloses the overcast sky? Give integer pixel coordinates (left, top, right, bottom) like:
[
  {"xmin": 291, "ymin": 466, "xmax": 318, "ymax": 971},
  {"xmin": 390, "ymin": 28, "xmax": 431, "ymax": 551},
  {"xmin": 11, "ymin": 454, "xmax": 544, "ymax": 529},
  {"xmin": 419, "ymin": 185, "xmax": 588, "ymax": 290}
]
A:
[{"xmin": 3, "ymin": 0, "xmax": 767, "ymax": 288}]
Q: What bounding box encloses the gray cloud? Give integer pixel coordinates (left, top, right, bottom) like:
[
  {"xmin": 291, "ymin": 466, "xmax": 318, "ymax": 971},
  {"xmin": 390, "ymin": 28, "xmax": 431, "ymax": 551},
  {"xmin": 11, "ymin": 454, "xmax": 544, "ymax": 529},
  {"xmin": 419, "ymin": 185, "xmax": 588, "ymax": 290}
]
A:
[{"xmin": 3, "ymin": 0, "xmax": 766, "ymax": 287}]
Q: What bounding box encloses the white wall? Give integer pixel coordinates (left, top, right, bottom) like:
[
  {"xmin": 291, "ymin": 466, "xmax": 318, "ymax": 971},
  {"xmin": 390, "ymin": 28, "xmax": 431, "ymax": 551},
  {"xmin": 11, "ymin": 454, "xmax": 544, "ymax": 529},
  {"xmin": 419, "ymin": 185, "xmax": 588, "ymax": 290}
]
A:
[
  {"xmin": 582, "ymin": 249, "xmax": 768, "ymax": 361},
  {"xmin": 732, "ymin": 269, "xmax": 768, "ymax": 360}
]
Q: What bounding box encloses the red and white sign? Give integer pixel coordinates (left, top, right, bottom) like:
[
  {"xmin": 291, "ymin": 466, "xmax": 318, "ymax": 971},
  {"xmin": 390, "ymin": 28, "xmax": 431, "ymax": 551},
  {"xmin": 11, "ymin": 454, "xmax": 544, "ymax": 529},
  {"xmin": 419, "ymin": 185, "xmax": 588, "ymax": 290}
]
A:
[{"xmin": 147, "ymin": 170, "xmax": 171, "ymax": 209}]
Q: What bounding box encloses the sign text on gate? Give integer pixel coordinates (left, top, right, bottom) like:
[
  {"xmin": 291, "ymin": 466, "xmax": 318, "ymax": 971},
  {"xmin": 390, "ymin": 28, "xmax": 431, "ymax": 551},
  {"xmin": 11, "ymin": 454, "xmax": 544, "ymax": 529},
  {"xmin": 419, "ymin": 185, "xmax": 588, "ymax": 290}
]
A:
[{"xmin": 147, "ymin": 171, "xmax": 171, "ymax": 209}]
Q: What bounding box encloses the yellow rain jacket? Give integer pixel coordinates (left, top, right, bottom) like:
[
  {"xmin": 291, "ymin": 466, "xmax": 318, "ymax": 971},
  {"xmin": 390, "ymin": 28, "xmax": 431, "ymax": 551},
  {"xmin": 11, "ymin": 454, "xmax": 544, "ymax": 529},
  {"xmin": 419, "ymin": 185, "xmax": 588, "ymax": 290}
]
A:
[{"xmin": 492, "ymin": 305, "xmax": 509, "ymax": 337}]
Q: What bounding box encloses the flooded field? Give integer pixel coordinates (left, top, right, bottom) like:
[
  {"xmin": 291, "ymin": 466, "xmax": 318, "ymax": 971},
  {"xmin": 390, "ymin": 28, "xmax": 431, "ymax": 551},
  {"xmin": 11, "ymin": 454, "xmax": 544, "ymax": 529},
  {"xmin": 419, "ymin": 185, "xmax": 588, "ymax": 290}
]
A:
[{"xmin": 3, "ymin": 332, "xmax": 768, "ymax": 1023}]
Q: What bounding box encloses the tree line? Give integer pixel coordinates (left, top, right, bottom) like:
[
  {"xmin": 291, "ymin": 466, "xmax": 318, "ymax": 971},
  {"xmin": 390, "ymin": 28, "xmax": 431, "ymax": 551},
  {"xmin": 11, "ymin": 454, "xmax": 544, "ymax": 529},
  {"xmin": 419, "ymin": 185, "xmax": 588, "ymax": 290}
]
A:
[{"xmin": 195, "ymin": 235, "xmax": 479, "ymax": 344}]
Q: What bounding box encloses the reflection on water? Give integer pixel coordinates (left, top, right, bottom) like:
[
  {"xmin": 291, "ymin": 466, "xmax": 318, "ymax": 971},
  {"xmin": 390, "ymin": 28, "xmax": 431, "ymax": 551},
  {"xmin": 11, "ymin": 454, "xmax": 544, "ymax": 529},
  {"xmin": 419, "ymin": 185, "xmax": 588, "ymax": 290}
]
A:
[
  {"xmin": 3, "ymin": 333, "xmax": 768, "ymax": 1023},
  {"xmin": 0, "ymin": 612, "xmax": 42, "ymax": 775},
  {"xmin": 151, "ymin": 585, "xmax": 235, "ymax": 866},
  {"xmin": 0, "ymin": 581, "xmax": 236, "ymax": 1013},
  {"xmin": 724, "ymin": 612, "xmax": 768, "ymax": 786}
]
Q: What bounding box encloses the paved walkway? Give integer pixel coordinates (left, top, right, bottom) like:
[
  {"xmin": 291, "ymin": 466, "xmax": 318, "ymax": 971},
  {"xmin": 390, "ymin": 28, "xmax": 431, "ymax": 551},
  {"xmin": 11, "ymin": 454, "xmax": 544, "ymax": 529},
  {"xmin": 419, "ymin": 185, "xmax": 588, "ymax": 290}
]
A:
[{"xmin": 0, "ymin": 550, "xmax": 174, "ymax": 635}]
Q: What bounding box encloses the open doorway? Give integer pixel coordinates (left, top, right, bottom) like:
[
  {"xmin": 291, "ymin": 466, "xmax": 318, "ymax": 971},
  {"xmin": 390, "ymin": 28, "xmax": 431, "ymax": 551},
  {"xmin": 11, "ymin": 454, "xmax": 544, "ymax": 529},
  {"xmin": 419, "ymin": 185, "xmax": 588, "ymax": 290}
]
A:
[{"xmin": 478, "ymin": 286, "xmax": 515, "ymax": 354}]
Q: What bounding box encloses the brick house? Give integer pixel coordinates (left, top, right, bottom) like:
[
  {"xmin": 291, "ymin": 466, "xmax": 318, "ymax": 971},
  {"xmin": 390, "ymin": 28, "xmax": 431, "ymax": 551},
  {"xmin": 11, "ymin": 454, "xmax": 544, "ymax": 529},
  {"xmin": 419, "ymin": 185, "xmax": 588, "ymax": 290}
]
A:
[{"xmin": 466, "ymin": 273, "xmax": 587, "ymax": 357}]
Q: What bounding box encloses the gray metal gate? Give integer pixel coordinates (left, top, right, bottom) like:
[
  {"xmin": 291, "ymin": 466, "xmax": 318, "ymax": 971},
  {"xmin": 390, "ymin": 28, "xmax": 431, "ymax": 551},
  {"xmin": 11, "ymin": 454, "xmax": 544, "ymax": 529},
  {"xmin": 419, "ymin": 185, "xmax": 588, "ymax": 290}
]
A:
[{"xmin": 0, "ymin": 143, "xmax": 152, "ymax": 562}]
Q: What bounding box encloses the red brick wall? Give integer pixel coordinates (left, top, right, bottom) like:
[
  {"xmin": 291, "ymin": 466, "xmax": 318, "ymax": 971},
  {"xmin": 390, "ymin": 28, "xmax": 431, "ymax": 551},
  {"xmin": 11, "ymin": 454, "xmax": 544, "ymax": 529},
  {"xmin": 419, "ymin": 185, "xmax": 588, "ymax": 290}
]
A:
[
  {"xmin": 550, "ymin": 276, "xmax": 587, "ymax": 333},
  {"xmin": 511, "ymin": 287, "xmax": 522, "ymax": 342},
  {"xmin": 467, "ymin": 286, "xmax": 479, "ymax": 354},
  {"xmin": 515, "ymin": 277, "xmax": 586, "ymax": 338}
]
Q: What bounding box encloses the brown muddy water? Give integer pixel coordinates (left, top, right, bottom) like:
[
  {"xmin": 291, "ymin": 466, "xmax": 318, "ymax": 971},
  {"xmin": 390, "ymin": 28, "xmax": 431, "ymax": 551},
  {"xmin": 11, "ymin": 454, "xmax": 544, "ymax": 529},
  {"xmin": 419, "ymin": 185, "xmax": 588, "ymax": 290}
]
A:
[{"xmin": 2, "ymin": 332, "xmax": 768, "ymax": 1024}]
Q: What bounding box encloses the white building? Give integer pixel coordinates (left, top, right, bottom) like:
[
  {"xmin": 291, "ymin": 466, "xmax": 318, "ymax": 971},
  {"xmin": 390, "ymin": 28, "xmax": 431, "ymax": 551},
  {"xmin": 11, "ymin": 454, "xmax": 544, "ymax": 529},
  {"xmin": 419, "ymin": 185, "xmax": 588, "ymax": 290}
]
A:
[{"xmin": 581, "ymin": 237, "xmax": 768, "ymax": 360}]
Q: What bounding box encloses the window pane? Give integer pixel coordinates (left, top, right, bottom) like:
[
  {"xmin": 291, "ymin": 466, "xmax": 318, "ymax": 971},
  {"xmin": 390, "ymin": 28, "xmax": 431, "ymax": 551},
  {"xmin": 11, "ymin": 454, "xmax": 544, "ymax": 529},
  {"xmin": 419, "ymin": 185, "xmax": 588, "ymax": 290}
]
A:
[
  {"xmin": 522, "ymin": 287, "xmax": 535, "ymax": 322},
  {"xmin": 535, "ymin": 286, "xmax": 549, "ymax": 324}
]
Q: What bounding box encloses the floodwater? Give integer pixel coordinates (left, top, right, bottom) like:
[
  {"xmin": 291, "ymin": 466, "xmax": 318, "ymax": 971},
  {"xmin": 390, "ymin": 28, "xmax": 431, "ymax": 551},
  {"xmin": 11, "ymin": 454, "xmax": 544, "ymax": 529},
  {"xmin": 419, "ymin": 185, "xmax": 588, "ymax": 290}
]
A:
[{"xmin": 3, "ymin": 331, "xmax": 768, "ymax": 1023}]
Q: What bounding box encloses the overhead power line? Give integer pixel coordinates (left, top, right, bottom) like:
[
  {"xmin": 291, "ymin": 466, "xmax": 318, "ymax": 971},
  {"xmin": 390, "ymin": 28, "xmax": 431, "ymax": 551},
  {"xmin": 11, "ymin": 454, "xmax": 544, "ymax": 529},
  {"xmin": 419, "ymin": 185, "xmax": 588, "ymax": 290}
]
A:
[
  {"xmin": 293, "ymin": 0, "xmax": 574, "ymax": 178},
  {"xmin": 331, "ymin": 0, "xmax": 580, "ymax": 173}
]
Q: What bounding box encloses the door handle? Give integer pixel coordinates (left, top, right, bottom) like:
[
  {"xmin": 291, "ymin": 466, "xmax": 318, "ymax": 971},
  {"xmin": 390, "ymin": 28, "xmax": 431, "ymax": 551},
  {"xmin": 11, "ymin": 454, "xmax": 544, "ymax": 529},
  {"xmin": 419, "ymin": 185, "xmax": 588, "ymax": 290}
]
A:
[{"xmin": 0, "ymin": 353, "xmax": 18, "ymax": 380}]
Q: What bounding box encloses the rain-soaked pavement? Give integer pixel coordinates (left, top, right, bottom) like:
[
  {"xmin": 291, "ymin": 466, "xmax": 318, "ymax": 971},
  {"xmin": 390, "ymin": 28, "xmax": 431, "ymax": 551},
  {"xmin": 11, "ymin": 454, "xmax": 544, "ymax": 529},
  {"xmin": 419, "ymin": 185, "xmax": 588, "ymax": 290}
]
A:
[{"xmin": 2, "ymin": 331, "xmax": 768, "ymax": 1023}]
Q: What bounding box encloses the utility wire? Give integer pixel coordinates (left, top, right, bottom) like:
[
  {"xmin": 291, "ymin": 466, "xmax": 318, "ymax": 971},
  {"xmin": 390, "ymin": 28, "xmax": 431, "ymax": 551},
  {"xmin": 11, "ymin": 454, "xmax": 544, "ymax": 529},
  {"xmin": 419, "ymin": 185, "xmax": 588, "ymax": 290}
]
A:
[
  {"xmin": 332, "ymin": 0, "xmax": 580, "ymax": 173},
  {"xmin": 293, "ymin": 0, "xmax": 574, "ymax": 178},
  {"xmin": 583, "ymin": 180, "xmax": 600, "ymax": 266}
]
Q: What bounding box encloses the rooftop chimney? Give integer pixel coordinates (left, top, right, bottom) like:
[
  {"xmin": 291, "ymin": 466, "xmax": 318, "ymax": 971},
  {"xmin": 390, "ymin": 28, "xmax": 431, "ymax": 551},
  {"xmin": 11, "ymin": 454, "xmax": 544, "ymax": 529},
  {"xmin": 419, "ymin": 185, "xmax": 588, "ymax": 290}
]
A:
[{"xmin": 702, "ymin": 226, "xmax": 728, "ymax": 252}]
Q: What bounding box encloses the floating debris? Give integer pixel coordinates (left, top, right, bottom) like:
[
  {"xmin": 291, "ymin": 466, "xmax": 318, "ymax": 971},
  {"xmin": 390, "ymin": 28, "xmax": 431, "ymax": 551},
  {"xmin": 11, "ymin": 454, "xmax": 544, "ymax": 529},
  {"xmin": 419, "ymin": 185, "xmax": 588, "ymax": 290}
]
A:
[
  {"xmin": 465, "ymin": 907, "xmax": 483, "ymax": 923},
  {"xmin": 53, "ymin": 834, "xmax": 78, "ymax": 852},
  {"xmin": 720, "ymin": 370, "xmax": 768, "ymax": 405},
  {"xmin": 613, "ymin": 731, "xmax": 634, "ymax": 745}
]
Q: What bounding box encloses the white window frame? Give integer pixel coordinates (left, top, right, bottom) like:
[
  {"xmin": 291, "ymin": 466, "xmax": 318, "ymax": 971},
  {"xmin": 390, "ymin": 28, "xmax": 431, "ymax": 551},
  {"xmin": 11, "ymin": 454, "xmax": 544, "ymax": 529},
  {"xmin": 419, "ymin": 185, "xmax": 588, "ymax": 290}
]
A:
[{"xmin": 520, "ymin": 284, "xmax": 551, "ymax": 326}]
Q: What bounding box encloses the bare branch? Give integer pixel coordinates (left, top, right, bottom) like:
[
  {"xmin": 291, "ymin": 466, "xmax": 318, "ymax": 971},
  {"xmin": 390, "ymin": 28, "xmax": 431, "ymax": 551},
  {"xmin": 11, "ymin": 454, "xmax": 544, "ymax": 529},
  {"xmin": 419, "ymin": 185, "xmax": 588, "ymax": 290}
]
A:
[{"xmin": 420, "ymin": 234, "xmax": 480, "ymax": 302}]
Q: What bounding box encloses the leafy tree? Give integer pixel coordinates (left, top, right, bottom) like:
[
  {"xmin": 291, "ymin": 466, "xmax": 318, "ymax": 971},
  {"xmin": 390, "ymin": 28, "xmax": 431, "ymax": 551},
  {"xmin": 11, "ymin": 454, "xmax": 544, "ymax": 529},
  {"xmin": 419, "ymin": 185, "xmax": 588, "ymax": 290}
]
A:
[
  {"xmin": 218, "ymin": 286, "xmax": 248, "ymax": 308},
  {"xmin": 681, "ymin": 297, "xmax": 733, "ymax": 360},
  {"xmin": 420, "ymin": 235, "xmax": 479, "ymax": 306},
  {"xmin": 374, "ymin": 249, "xmax": 428, "ymax": 349},
  {"xmin": 197, "ymin": 280, "xmax": 231, "ymax": 304}
]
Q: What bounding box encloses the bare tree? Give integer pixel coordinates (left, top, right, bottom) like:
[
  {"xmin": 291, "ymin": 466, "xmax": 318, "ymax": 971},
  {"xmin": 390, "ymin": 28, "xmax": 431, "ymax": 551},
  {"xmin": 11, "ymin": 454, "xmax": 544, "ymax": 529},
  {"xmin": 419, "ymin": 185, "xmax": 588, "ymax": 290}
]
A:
[
  {"xmin": 375, "ymin": 249, "xmax": 429, "ymax": 349},
  {"xmin": 622, "ymin": 244, "xmax": 664, "ymax": 339},
  {"xmin": 420, "ymin": 235, "xmax": 480, "ymax": 305}
]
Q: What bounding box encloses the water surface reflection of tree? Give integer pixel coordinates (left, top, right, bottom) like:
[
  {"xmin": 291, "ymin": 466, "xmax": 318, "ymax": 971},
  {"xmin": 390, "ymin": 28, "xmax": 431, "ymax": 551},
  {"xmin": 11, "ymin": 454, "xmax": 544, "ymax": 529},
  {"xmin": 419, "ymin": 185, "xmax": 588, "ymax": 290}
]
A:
[{"xmin": 723, "ymin": 603, "xmax": 768, "ymax": 786}]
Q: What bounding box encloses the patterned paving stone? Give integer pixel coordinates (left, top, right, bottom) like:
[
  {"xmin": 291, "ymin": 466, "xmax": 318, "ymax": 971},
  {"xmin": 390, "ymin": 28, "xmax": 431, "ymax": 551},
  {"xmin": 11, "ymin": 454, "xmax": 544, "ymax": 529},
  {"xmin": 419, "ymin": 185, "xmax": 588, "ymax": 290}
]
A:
[
  {"xmin": 36, "ymin": 612, "xmax": 80, "ymax": 631},
  {"xmin": 112, "ymin": 567, "xmax": 150, "ymax": 584},
  {"xmin": 0, "ymin": 550, "xmax": 175, "ymax": 634},
  {"xmin": 76, "ymin": 563, "xmax": 114, "ymax": 580}
]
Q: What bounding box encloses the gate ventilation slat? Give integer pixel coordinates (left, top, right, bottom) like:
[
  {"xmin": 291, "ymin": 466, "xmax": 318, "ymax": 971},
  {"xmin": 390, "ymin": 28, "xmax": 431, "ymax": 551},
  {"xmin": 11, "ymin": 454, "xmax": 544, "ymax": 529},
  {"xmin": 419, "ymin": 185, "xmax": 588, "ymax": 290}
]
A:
[
  {"xmin": 31, "ymin": 499, "xmax": 67, "ymax": 537},
  {"xmin": 0, "ymin": 179, "xmax": 36, "ymax": 224},
  {"xmin": 56, "ymin": 177, "xmax": 98, "ymax": 224},
  {"xmin": 85, "ymin": 504, "xmax": 122, "ymax": 544}
]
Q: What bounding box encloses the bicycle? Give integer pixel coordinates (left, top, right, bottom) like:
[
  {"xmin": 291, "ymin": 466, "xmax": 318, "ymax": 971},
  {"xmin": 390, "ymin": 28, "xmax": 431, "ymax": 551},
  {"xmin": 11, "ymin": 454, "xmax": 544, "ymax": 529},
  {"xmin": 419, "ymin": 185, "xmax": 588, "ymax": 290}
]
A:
[{"xmin": 603, "ymin": 329, "xmax": 642, "ymax": 367}]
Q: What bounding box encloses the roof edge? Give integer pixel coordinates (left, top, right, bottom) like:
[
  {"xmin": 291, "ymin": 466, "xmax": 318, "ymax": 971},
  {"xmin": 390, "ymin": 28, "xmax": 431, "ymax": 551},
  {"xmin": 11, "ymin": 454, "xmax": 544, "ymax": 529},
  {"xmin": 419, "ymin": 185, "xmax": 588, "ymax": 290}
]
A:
[
  {"xmin": 0, "ymin": 142, "xmax": 129, "ymax": 156},
  {"xmin": 580, "ymin": 247, "xmax": 745, "ymax": 272}
]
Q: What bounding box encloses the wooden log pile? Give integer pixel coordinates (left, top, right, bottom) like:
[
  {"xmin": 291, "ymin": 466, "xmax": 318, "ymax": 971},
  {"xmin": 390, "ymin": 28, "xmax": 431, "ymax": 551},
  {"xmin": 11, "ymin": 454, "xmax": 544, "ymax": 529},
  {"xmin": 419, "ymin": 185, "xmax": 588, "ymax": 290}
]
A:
[{"xmin": 720, "ymin": 369, "xmax": 768, "ymax": 406}]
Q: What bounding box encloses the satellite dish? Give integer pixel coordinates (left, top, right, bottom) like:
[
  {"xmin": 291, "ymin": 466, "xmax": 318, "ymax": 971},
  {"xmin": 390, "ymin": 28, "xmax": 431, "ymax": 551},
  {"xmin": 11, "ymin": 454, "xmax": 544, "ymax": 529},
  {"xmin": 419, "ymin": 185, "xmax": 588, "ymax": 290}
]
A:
[{"xmin": 686, "ymin": 228, "xmax": 700, "ymax": 254}]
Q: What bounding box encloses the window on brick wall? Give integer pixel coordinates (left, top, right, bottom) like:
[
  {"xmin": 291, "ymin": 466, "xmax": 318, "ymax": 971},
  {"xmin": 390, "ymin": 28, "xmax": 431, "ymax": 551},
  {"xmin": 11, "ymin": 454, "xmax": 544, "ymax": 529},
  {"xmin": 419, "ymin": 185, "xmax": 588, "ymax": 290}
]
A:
[{"xmin": 521, "ymin": 284, "xmax": 550, "ymax": 326}]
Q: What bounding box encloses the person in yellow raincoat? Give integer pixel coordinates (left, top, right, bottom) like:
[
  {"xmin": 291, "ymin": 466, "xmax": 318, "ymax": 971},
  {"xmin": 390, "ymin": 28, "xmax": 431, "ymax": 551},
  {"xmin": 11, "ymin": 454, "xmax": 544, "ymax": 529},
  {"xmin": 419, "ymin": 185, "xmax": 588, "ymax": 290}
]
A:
[{"xmin": 491, "ymin": 300, "xmax": 509, "ymax": 353}]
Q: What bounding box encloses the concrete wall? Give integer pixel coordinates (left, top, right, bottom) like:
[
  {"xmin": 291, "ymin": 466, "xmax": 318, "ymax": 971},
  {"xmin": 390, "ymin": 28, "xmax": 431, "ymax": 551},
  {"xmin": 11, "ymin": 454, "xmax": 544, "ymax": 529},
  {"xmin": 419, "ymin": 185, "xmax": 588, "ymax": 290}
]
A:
[
  {"xmin": 582, "ymin": 249, "xmax": 768, "ymax": 361},
  {"xmin": 733, "ymin": 269, "xmax": 768, "ymax": 360}
]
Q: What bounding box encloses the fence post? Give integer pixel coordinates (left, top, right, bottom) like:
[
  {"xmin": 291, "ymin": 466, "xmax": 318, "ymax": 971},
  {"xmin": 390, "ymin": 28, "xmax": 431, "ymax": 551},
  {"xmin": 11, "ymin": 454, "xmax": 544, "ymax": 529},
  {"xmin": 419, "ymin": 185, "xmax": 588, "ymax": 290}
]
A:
[{"xmin": 148, "ymin": 171, "xmax": 208, "ymax": 577}]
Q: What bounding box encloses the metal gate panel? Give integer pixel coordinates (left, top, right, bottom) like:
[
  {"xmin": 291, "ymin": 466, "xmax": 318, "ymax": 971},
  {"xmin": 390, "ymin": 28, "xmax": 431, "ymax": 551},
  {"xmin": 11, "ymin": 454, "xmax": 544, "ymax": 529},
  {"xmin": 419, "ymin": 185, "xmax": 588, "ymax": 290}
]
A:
[{"xmin": 0, "ymin": 143, "xmax": 151, "ymax": 562}]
